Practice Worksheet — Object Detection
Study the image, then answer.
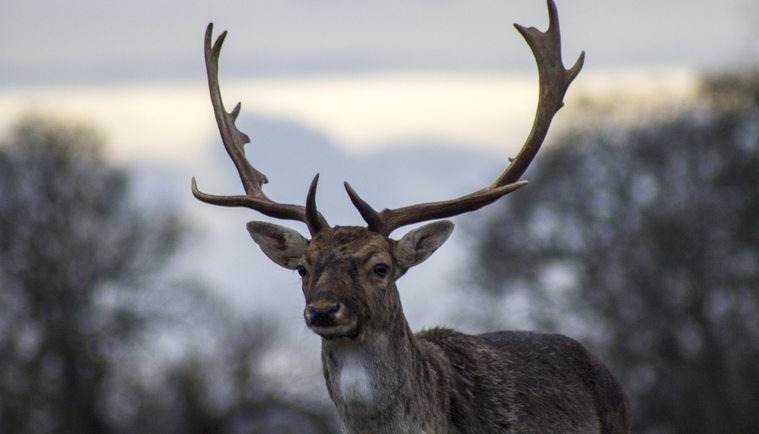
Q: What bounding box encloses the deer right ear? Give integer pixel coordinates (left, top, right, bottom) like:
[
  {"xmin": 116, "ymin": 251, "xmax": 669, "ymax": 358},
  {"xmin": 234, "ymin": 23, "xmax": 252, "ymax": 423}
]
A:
[
  {"xmin": 394, "ymin": 220, "xmax": 454, "ymax": 271},
  {"xmin": 246, "ymin": 221, "xmax": 308, "ymax": 270}
]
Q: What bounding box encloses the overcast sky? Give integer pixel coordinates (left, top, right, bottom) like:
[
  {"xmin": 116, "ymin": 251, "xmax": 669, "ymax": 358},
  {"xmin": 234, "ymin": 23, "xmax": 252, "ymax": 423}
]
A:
[
  {"xmin": 2, "ymin": 0, "xmax": 755, "ymax": 161},
  {"xmin": 2, "ymin": 0, "xmax": 756, "ymax": 87}
]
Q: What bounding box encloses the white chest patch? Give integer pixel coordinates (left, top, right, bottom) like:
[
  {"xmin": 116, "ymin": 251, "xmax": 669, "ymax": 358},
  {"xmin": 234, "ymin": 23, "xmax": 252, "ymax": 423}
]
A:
[{"xmin": 336, "ymin": 352, "xmax": 374, "ymax": 404}]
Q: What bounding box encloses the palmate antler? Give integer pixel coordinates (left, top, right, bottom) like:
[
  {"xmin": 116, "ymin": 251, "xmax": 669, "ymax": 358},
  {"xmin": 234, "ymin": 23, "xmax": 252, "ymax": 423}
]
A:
[{"xmin": 192, "ymin": 0, "xmax": 583, "ymax": 237}]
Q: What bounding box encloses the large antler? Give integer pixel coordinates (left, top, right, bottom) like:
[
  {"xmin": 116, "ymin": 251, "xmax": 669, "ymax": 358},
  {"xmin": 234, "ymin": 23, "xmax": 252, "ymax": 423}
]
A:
[
  {"xmin": 345, "ymin": 0, "xmax": 584, "ymax": 236},
  {"xmin": 191, "ymin": 23, "xmax": 328, "ymax": 235}
]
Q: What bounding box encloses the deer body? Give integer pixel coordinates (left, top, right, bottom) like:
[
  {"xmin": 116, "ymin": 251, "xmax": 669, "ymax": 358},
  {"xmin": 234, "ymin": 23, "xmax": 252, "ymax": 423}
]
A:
[
  {"xmin": 251, "ymin": 225, "xmax": 628, "ymax": 433},
  {"xmin": 323, "ymin": 328, "xmax": 624, "ymax": 434},
  {"xmin": 192, "ymin": 1, "xmax": 630, "ymax": 432}
]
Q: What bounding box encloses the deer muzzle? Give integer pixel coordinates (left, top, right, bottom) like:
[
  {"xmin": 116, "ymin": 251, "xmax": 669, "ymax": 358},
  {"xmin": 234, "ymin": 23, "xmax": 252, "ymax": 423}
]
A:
[{"xmin": 304, "ymin": 294, "xmax": 358, "ymax": 339}]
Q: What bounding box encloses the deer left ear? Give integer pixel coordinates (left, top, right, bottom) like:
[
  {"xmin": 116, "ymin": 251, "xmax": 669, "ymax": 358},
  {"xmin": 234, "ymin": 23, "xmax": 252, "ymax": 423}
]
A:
[{"xmin": 394, "ymin": 220, "xmax": 454, "ymax": 270}]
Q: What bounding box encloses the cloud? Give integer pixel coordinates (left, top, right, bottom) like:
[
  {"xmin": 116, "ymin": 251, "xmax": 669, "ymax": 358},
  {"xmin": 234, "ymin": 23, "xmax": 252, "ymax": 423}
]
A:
[
  {"xmin": 0, "ymin": 69, "xmax": 698, "ymax": 168},
  {"xmin": 1, "ymin": 0, "xmax": 753, "ymax": 86}
]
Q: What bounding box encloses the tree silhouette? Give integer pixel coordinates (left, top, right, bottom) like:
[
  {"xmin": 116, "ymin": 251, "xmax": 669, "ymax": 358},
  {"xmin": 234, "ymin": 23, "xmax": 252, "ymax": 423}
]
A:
[
  {"xmin": 0, "ymin": 114, "xmax": 182, "ymax": 433},
  {"xmin": 471, "ymin": 72, "xmax": 759, "ymax": 433},
  {"xmin": 0, "ymin": 114, "xmax": 339, "ymax": 433}
]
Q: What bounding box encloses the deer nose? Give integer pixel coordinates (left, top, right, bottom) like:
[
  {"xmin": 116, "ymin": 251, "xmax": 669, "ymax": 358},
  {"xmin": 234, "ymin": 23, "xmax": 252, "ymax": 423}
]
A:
[{"xmin": 305, "ymin": 299, "xmax": 342, "ymax": 327}]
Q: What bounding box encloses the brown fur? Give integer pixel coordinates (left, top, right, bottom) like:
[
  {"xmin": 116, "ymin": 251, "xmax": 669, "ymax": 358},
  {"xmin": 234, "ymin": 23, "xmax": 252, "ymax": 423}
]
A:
[{"xmin": 249, "ymin": 225, "xmax": 630, "ymax": 433}]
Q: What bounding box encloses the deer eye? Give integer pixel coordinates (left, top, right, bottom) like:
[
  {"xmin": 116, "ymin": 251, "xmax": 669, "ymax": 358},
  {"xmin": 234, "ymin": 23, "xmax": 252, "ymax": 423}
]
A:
[
  {"xmin": 373, "ymin": 263, "xmax": 390, "ymax": 278},
  {"xmin": 296, "ymin": 266, "xmax": 308, "ymax": 278}
]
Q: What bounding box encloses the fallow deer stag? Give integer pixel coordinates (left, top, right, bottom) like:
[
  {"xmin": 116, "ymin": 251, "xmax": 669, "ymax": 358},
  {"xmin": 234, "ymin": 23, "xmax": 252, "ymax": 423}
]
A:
[{"xmin": 192, "ymin": 1, "xmax": 630, "ymax": 432}]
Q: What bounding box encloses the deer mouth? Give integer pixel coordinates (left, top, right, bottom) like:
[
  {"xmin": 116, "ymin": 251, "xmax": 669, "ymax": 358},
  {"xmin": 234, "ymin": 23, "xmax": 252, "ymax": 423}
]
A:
[{"xmin": 308, "ymin": 321, "xmax": 360, "ymax": 340}]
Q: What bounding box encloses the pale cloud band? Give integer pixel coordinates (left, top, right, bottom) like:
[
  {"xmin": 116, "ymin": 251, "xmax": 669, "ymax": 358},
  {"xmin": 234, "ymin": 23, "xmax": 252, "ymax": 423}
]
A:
[{"xmin": 0, "ymin": 69, "xmax": 697, "ymax": 164}]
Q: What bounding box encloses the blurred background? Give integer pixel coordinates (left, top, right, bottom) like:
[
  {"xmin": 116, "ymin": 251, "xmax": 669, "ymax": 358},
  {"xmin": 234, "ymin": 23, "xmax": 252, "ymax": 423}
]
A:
[{"xmin": 1, "ymin": 0, "xmax": 757, "ymax": 432}]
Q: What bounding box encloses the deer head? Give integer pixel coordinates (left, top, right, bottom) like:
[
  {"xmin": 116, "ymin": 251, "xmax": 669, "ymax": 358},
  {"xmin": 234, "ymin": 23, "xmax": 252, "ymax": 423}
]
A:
[
  {"xmin": 192, "ymin": 0, "xmax": 584, "ymax": 340},
  {"xmin": 247, "ymin": 221, "xmax": 453, "ymax": 339}
]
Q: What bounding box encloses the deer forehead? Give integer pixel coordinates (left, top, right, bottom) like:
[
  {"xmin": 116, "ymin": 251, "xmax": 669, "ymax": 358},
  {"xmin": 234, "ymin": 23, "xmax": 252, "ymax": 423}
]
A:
[{"xmin": 306, "ymin": 226, "xmax": 393, "ymax": 265}]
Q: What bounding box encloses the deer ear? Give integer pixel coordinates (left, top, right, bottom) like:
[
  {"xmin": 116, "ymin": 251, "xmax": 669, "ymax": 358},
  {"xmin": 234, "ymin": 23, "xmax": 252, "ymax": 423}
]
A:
[
  {"xmin": 394, "ymin": 220, "xmax": 454, "ymax": 270},
  {"xmin": 247, "ymin": 221, "xmax": 308, "ymax": 270}
]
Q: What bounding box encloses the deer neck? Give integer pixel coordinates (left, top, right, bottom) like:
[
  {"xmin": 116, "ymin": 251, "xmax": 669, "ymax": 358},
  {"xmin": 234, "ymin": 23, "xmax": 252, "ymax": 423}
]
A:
[{"xmin": 320, "ymin": 315, "xmax": 448, "ymax": 433}]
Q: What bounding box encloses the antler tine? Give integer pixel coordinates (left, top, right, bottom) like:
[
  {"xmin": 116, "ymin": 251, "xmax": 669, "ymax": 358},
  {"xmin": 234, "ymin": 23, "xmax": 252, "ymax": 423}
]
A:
[
  {"xmin": 191, "ymin": 23, "xmax": 329, "ymax": 234},
  {"xmin": 345, "ymin": 0, "xmax": 583, "ymax": 236},
  {"xmin": 494, "ymin": 0, "xmax": 584, "ymax": 186}
]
